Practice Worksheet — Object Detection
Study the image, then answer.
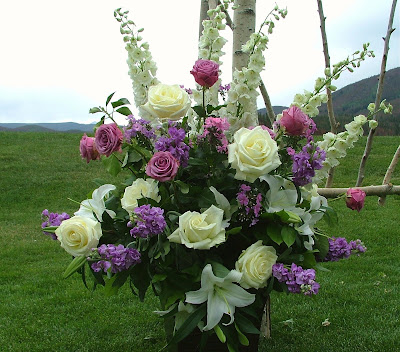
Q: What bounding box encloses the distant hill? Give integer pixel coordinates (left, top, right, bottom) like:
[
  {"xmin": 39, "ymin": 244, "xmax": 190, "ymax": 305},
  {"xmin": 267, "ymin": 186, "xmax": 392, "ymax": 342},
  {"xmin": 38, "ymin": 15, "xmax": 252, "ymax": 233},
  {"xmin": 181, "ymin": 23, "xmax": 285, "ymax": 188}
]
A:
[
  {"xmin": 0, "ymin": 122, "xmax": 96, "ymax": 133},
  {"xmin": 258, "ymin": 67, "xmax": 400, "ymax": 135}
]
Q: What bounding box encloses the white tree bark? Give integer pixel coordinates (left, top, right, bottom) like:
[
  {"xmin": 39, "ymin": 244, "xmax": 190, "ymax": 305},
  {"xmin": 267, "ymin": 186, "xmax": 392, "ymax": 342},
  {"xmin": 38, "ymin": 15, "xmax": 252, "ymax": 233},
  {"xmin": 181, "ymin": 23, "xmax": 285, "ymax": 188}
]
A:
[
  {"xmin": 232, "ymin": 0, "xmax": 256, "ymax": 71},
  {"xmin": 355, "ymin": 0, "xmax": 397, "ymax": 187},
  {"xmin": 317, "ymin": 184, "xmax": 400, "ymax": 198},
  {"xmin": 378, "ymin": 144, "xmax": 400, "ymax": 205}
]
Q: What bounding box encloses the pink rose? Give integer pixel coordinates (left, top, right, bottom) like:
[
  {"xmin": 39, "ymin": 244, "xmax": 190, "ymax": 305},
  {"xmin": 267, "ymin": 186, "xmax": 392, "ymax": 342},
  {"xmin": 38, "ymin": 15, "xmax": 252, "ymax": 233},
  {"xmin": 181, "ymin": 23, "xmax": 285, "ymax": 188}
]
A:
[
  {"xmin": 79, "ymin": 134, "xmax": 99, "ymax": 163},
  {"xmin": 146, "ymin": 151, "xmax": 179, "ymax": 182},
  {"xmin": 94, "ymin": 123, "xmax": 123, "ymax": 157},
  {"xmin": 346, "ymin": 188, "xmax": 366, "ymax": 212},
  {"xmin": 190, "ymin": 59, "xmax": 219, "ymax": 88},
  {"xmin": 279, "ymin": 106, "xmax": 309, "ymax": 136}
]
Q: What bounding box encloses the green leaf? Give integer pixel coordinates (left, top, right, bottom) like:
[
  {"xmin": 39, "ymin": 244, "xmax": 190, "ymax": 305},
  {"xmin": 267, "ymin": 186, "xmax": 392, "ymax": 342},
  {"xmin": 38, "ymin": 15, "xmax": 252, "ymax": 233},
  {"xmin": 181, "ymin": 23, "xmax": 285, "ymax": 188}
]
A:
[
  {"xmin": 116, "ymin": 106, "xmax": 133, "ymax": 116},
  {"xmin": 267, "ymin": 223, "xmax": 283, "ymax": 245},
  {"xmin": 111, "ymin": 98, "xmax": 130, "ymax": 108},
  {"xmin": 101, "ymin": 154, "xmax": 122, "ymax": 176},
  {"xmin": 104, "ymin": 270, "xmax": 129, "ymax": 296},
  {"xmin": 321, "ymin": 206, "xmax": 338, "ymax": 227},
  {"xmin": 175, "ymin": 180, "xmax": 189, "ymax": 194},
  {"xmin": 214, "ymin": 325, "xmax": 226, "ymax": 343},
  {"xmin": 281, "ymin": 226, "xmax": 297, "ymax": 247},
  {"xmin": 302, "ymin": 252, "xmax": 317, "ymax": 269},
  {"xmin": 277, "ymin": 210, "xmax": 302, "ymax": 223},
  {"xmin": 235, "ymin": 313, "xmax": 260, "ymax": 335},
  {"xmin": 42, "ymin": 226, "xmax": 58, "ymax": 233},
  {"xmin": 314, "ymin": 234, "xmax": 330, "ymax": 260},
  {"xmin": 105, "ymin": 92, "xmax": 116, "ymax": 106},
  {"xmin": 192, "ymin": 105, "xmax": 206, "ymax": 118},
  {"xmin": 162, "ymin": 304, "xmax": 207, "ymax": 350},
  {"xmin": 63, "ymin": 256, "xmax": 87, "ymax": 279},
  {"xmin": 226, "ymin": 227, "xmax": 242, "ymax": 236},
  {"xmin": 89, "ymin": 107, "xmax": 102, "ymax": 114}
]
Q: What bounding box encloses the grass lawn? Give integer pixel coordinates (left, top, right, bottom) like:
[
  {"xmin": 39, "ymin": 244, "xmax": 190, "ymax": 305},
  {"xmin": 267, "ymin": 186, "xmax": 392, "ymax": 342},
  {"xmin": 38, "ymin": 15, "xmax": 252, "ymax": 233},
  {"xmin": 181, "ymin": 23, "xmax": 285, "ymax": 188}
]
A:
[{"xmin": 0, "ymin": 132, "xmax": 399, "ymax": 352}]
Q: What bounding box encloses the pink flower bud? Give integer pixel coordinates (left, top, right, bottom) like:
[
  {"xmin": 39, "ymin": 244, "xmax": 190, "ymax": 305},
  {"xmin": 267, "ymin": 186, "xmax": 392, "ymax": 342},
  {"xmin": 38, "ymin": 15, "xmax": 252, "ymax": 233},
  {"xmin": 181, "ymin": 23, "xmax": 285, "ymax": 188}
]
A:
[
  {"xmin": 190, "ymin": 59, "xmax": 219, "ymax": 88},
  {"xmin": 279, "ymin": 106, "xmax": 309, "ymax": 136},
  {"xmin": 146, "ymin": 151, "xmax": 179, "ymax": 182},
  {"xmin": 79, "ymin": 134, "xmax": 99, "ymax": 163},
  {"xmin": 346, "ymin": 188, "xmax": 366, "ymax": 212}
]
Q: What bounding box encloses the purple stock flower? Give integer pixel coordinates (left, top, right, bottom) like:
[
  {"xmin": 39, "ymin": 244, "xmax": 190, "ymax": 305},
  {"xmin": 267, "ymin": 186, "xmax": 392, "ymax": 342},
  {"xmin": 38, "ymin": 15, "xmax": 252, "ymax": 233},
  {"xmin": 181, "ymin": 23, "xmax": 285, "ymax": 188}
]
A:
[
  {"xmin": 323, "ymin": 237, "xmax": 367, "ymax": 262},
  {"xmin": 287, "ymin": 142, "xmax": 326, "ymax": 186},
  {"xmin": 128, "ymin": 204, "xmax": 167, "ymax": 238},
  {"xmin": 41, "ymin": 209, "xmax": 70, "ymax": 240},
  {"xmin": 91, "ymin": 244, "xmax": 141, "ymax": 274},
  {"xmin": 124, "ymin": 115, "xmax": 157, "ymax": 142},
  {"xmin": 155, "ymin": 125, "xmax": 190, "ymax": 167},
  {"xmin": 272, "ymin": 263, "xmax": 320, "ymax": 296},
  {"xmin": 237, "ymin": 184, "xmax": 263, "ymax": 226}
]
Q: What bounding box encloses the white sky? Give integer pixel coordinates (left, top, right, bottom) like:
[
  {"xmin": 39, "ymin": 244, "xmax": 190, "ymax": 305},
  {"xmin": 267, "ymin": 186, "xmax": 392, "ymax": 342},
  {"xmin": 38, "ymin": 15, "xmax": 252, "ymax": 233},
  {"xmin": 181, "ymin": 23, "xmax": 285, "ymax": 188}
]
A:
[{"xmin": 0, "ymin": 0, "xmax": 398, "ymax": 124}]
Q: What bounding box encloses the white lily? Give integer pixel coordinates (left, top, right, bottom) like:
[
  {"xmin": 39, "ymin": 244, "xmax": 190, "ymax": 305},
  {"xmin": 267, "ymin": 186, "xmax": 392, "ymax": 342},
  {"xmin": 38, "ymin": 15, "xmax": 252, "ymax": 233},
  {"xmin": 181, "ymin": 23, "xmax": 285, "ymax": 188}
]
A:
[
  {"xmin": 185, "ymin": 264, "xmax": 255, "ymax": 331},
  {"xmin": 74, "ymin": 184, "xmax": 116, "ymax": 221},
  {"xmin": 261, "ymin": 174, "xmax": 298, "ymax": 213}
]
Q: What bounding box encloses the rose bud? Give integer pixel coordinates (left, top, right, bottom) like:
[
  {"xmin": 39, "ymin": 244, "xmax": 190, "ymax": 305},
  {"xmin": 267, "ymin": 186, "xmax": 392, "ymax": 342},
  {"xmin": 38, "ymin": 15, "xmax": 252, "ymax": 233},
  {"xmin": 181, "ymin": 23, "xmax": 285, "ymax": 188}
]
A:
[
  {"xmin": 79, "ymin": 134, "xmax": 100, "ymax": 163},
  {"xmin": 346, "ymin": 188, "xmax": 366, "ymax": 212}
]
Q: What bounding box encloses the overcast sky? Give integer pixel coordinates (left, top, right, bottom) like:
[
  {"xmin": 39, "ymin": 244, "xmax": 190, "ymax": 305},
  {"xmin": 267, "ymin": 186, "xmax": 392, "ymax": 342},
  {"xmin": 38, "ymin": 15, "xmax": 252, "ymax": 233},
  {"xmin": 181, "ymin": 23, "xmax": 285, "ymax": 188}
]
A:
[{"xmin": 0, "ymin": 0, "xmax": 398, "ymax": 124}]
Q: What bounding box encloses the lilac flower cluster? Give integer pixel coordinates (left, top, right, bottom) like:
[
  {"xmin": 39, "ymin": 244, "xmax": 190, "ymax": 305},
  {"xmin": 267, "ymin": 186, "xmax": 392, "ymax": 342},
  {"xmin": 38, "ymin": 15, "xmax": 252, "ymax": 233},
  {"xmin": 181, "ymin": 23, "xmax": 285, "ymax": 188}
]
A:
[
  {"xmin": 237, "ymin": 184, "xmax": 263, "ymax": 226},
  {"xmin": 287, "ymin": 142, "xmax": 326, "ymax": 186},
  {"xmin": 272, "ymin": 263, "xmax": 320, "ymax": 296},
  {"xmin": 155, "ymin": 124, "xmax": 190, "ymax": 167},
  {"xmin": 323, "ymin": 237, "xmax": 367, "ymax": 262},
  {"xmin": 128, "ymin": 204, "xmax": 167, "ymax": 238},
  {"xmin": 41, "ymin": 209, "xmax": 70, "ymax": 240},
  {"xmin": 91, "ymin": 244, "xmax": 141, "ymax": 274},
  {"xmin": 198, "ymin": 117, "xmax": 230, "ymax": 153},
  {"xmin": 124, "ymin": 115, "xmax": 157, "ymax": 142}
]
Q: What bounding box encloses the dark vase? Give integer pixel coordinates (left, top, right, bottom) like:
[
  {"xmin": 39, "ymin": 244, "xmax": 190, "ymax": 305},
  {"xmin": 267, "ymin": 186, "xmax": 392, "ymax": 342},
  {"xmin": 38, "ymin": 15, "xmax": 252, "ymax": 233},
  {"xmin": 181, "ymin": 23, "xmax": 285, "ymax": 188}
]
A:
[{"xmin": 176, "ymin": 329, "xmax": 260, "ymax": 352}]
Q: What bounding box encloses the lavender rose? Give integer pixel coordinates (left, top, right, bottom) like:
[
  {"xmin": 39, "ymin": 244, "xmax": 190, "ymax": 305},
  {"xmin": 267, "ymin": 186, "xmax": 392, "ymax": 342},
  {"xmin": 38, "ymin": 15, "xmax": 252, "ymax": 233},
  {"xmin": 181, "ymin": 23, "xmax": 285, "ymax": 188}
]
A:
[
  {"xmin": 146, "ymin": 151, "xmax": 179, "ymax": 182},
  {"xmin": 190, "ymin": 59, "xmax": 219, "ymax": 88},
  {"xmin": 94, "ymin": 123, "xmax": 123, "ymax": 157},
  {"xmin": 346, "ymin": 188, "xmax": 366, "ymax": 212},
  {"xmin": 79, "ymin": 134, "xmax": 99, "ymax": 163},
  {"xmin": 279, "ymin": 106, "xmax": 309, "ymax": 136}
]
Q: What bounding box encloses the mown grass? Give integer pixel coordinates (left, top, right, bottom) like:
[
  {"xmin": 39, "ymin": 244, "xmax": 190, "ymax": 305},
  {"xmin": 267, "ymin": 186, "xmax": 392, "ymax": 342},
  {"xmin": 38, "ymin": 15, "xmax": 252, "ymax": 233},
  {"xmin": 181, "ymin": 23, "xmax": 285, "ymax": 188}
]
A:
[{"xmin": 1, "ymin": 132, "xmax": 399, "ymax": 352}]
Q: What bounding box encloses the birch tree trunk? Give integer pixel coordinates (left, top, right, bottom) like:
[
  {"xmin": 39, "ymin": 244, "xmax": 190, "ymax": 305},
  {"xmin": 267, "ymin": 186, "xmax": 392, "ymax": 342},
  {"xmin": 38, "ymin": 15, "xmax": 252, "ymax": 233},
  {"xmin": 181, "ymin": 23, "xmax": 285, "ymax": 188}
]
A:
[
  {"xmin": 378, "ymin": 144, "xmax": 400, "ymax": 205},
  {"xmin": 355, "ymin": 0, "xmax": 397, "ymax": 187},
  {"xmin": 198, "ymin": 0, "xmax": 210, "ymax": 40},
  {"xmin": 317, "ymin": 0, "xmax": 338, "ymax": 188},
  {"xmin": 232, "ymin": 0, "xmax": 256, "ymax": 71}
]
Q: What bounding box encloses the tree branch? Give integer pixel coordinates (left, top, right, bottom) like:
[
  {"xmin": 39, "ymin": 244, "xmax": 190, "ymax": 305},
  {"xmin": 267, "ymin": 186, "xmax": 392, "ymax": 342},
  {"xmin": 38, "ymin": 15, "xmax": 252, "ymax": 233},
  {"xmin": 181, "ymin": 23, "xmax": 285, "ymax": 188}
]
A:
[
  {"xmin": 355, "ymin": 0, "xmax": 397, "ymax": 187},
  {"xmin": 317, "ymin": 184, "xmax": 400, "ymax": 198},
  {"xmin": 378, "ymin": 144, "xmax": 400, "ymax": 205},
  {"xmin": 317, "ymin": 0, "xmax": 338, "ymax": 188},
  {"xmin": 259, "ymin": 80, "xmax": 275, "ymax": 127}
]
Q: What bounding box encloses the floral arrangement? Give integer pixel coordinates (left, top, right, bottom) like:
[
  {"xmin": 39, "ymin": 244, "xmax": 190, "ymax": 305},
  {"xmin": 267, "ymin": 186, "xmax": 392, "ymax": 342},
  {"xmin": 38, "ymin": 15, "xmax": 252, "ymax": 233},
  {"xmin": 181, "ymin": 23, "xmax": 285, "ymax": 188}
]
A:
[{"xmin": 39, "ymin": 4, "xmax": 388, "ymax": 351}]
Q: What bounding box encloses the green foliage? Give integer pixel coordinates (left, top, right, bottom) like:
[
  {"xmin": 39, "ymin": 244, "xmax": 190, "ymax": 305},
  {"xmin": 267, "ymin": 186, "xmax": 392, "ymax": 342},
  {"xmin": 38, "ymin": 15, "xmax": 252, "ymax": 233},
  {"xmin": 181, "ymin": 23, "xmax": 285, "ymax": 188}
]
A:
[{"xmin": 1, "ymin": 132, "xmax": 400, "ymax": 351}]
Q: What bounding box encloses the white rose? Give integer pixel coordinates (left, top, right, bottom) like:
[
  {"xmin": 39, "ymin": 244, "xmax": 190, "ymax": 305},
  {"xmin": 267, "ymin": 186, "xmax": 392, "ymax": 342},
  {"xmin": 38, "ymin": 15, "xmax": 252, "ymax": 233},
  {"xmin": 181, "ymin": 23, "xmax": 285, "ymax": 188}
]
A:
[
  {"xmin": 121, "ymin": 178, "xmax": 161, "ymax": 213},
  {"xmin": 168, "ymin": 205, "xmax": 226, "ymax": 250},
  {"xmin": 55, "ymin": 216, "xmax": 102, "ymax": 257},
  {"xmin": 235, "ymin": 240, "xmax": 277, "ymax": 289},
  {"xmin": 141, "ymin": 83, "xmax": 191, "ymax": 121},
  {"xmin": 228, "ymin": 126, "xmax": 281, "ymax": 183}
]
